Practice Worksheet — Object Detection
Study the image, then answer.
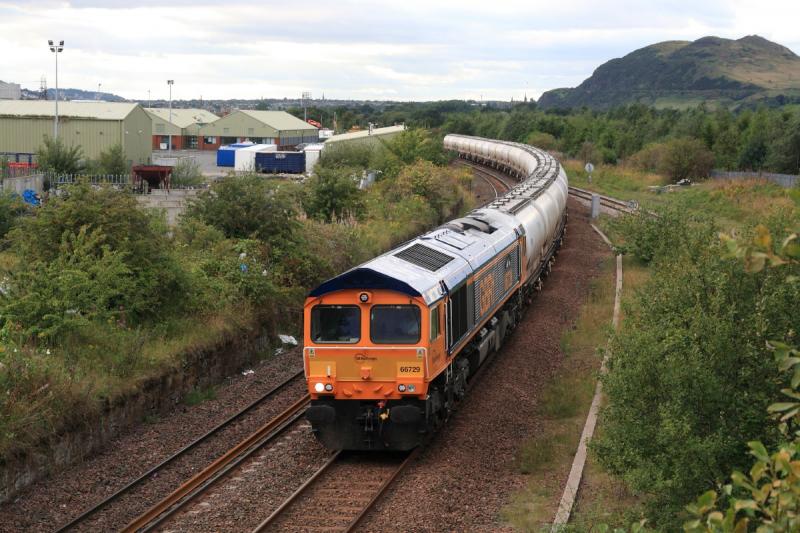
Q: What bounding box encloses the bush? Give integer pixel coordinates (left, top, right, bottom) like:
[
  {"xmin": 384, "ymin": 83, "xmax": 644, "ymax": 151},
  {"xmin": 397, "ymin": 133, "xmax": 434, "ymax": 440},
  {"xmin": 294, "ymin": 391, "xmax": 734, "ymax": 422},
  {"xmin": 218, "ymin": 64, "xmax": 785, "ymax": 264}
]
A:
[
  {"xmin": 594, "ymin": 215, "xmax": 800, "ymax": 525},
  {"xmin": 186, "ymin": 175, "xmax": 299, "ymax": 249},
  {"xmin": 171, "ymin": 158, "xmax": 205, "ymax": 188},
  {"xmin": 36, "ymin": 136, "xmax": 83, "ymax": 174},
  {"xmin": 608, "ymin": 206, "xmax": 717, "ymax": 264},
  {"xmin": 2, "ymin": 183, "xmax": 189, "ymax": 341},
  {"xmin": 0, "ymin": 193, "xmax": 28, "ymax": 241},
  {"xmin": 525, "ymin": 131, "xmax": 558, "ymax": 151},
  {"xmin": 96, "ymin": 144, "xmax": 128, "ymax": 175},
  {"xmin": 303, "ymin": 166, "xmax": 364, "ymax": 222},
  {"xmin": 660, "ymin": 137, "xmax": 714, "ymax": 182}
]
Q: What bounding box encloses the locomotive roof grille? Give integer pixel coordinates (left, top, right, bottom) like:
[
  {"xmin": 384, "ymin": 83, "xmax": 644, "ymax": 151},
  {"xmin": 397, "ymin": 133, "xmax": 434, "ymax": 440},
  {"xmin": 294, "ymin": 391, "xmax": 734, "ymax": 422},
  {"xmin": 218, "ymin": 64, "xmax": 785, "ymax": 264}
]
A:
[{"xmin": 395, "ymin": 243, "xmax": 455, "ymax": 271}]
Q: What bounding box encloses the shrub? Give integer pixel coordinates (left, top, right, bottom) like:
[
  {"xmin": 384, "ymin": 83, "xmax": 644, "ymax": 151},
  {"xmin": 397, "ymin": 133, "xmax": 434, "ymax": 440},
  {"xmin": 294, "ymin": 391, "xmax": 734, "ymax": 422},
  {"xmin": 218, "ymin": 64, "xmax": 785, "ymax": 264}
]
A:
[
  {"xmin": 186, "ymin": 175, "xmax": 299, "ymax": 249},
  {"xmin": 608, "ymin": 206, "xmax": 717, "ymax": 265},
  {"xmin": 2, "ymin": 183, "xmax": 189, "ymax": 340},
  {"xmin": 36, "ymin": 136, "xmax": 83, "ymax": 174},
  {"xmin": 96, "ymin": 144, "xmax": 128, "ymax": 175},
  {"xmin": 659, "ymin": 137, "xmax": 714, "ymax": 182},
  {"xmin": 525, "ymin": 131, "xmax": 558, "ymax": 151},
  {"xmin": 303, "ymin": 166, "xmax": 364, "ymax": 222},
  {"xmin": 594, "ymin": 216, "xmax": 800, "ymax": 525},
  {"xmin": 171, "ymin": 158, "xmax": 205, "ymax": 188}
]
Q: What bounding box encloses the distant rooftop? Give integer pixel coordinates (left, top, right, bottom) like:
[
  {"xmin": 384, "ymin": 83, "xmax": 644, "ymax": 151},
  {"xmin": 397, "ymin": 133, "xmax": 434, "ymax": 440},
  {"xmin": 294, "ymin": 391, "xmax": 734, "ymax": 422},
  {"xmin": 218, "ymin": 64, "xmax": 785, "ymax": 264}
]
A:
[
  {"xmin": 0, "ymin": 100, "xmax": 141, "ymax": 120},
  {"xmin": 325, "ymin": 124, "xmax": 406, "ymax": 143},
  {"xmin": 145, "ymin": 107, "xmax": 219, "ymax": 127},
  {"xmin": 238, "ymin": 110, "xmax": 318, "ymax": 131}
]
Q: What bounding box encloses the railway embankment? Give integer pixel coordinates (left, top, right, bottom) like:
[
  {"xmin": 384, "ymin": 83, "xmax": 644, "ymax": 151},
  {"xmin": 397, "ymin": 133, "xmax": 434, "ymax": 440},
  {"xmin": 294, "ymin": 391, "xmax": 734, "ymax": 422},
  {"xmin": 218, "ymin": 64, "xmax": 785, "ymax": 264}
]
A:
[{"xmin": 0, "ymin": 325, "xmax": 273, "ymax": 506}]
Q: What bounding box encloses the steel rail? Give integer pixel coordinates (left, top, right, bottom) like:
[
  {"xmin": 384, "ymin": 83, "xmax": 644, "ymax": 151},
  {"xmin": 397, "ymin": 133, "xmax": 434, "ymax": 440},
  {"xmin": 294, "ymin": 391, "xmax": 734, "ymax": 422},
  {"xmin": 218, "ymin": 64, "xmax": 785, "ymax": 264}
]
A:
[
  {"xmin": 343, "ymin": 448, "xmax": 421, "ymax": 533},
  {"xmin": 53, "ymin": 369, "xmax": 305, "ymax": 533},
  {"xmin": 122, "ymin": 393, "xmax": 311, "ymax": 533},
  {"xmin": 251, "ymin": 451, "xmax": 342, "ymax": 532}
]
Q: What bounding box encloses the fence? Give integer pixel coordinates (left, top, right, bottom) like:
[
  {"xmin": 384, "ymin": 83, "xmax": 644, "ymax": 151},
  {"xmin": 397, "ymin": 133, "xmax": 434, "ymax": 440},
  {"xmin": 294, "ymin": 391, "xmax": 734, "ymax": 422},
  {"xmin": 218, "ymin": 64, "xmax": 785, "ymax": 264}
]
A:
[{"xmin": 710, "ymin": 169, "xmax": 799, "ymax": 188}]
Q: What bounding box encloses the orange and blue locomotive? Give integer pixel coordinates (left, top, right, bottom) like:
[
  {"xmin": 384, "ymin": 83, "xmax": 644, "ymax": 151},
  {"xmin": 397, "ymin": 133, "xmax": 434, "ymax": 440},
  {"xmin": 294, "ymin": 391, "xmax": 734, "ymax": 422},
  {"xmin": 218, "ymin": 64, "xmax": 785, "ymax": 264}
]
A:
[{"xmin": 304, "ymin": 135, "xmax": 568, "ymax": 450}]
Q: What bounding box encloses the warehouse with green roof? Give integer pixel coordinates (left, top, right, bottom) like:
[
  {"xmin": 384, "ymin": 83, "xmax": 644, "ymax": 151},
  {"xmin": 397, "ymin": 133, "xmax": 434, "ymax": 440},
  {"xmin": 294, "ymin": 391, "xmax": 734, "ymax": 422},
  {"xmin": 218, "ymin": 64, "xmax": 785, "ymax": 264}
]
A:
[
  {"xmin": 0, "ymin": 100, "xmax": 151, "ymax": 166},
  {"xmin": 199, "ymin": 110, "xmax": 318, "ymax": 150}
]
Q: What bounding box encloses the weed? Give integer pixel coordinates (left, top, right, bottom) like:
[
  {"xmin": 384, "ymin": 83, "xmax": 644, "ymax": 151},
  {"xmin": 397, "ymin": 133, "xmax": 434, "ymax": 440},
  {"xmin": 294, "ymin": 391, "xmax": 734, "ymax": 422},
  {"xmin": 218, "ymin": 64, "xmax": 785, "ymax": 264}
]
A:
[{"xmin": 184, "ymin": 385, "xmax": 216, "ymax": 406}]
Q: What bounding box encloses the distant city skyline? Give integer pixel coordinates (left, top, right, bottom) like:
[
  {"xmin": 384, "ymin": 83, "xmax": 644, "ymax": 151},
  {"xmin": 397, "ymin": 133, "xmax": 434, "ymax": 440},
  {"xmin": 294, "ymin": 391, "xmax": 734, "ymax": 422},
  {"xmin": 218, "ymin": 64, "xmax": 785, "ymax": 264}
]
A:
[{"xmin": 1, "ymin": 0, "xmax": 798, "ymax": 102}]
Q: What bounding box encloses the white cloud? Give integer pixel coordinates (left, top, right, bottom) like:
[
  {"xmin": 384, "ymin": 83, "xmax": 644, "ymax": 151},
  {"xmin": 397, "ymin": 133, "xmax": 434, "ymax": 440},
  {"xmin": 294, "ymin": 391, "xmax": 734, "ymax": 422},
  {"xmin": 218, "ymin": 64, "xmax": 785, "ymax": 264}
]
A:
[{"xmin": 0, "ymin": 0, "xmax": 796, "ymax": 101}]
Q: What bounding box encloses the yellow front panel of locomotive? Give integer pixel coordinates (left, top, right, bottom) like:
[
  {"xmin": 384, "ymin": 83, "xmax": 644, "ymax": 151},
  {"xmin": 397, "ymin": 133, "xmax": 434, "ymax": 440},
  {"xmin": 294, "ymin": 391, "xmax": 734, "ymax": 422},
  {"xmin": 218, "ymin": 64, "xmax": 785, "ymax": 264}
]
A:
[{"xmin": 309, "ymin": 360, "xmax": 336, "ymax": 378}]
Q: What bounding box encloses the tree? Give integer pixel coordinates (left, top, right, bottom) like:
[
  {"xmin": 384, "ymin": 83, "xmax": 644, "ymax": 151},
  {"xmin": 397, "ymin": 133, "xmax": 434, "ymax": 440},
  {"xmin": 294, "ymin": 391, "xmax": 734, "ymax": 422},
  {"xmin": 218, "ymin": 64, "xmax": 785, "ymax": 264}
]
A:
[
  {"xmin": 303, "ymin": 167, "xmax": 364, "ymax": 222},
  {"xmin": 36, "ymin": 136, "xmax": 83, "ymax": 174},
  {"xmin": 96, "ymin": 144, "xmax": 128, "ymax": 175},
  {"xmin": 185, "ymin": 175, "xmax": 299, "ymax": 249},
  {"xmin": 594, "ymin": 212, "xmax": 800, "ymax": 525},
  {"xmin": 685, "ymin": 225, "xmax": 800, "ymax": 532},
  {"xmin": 2, "ymin": 183, "xmax": 188, "ymax": 340},
  {"xmin": 659, "ymin": 137, "xmax": 714, "ymax": 181}
]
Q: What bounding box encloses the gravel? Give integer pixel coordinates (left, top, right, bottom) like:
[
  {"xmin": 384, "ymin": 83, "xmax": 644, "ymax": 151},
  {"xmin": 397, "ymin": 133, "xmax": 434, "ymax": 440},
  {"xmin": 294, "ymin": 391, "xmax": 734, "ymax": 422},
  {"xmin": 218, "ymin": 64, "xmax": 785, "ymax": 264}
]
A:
[
  {"xmin": 160, "ymin": 421, "xmax": 330, "ymax": 533},
  {"xmin": 356, "ymin": 197, "xmax": 611, "ymax": 532},
  {"xmin": 0, "ymin": 346, "xmax": 305, "ymax": 532}
]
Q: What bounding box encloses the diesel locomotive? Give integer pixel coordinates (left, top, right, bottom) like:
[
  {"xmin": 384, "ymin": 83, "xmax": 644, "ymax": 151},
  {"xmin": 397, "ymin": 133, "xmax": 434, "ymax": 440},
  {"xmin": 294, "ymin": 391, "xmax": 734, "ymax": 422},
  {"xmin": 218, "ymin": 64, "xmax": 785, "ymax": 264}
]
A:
[{"xmin": 303, "ymin": 135, "xmax": 569, "ymax": 450}]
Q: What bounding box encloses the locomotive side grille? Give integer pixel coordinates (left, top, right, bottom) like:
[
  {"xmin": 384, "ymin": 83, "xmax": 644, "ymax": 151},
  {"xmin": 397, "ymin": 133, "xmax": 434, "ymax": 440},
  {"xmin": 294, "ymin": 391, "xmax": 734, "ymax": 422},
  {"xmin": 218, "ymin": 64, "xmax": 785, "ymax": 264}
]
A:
[{"xmin": 395, "ymin": 243, "xmax": 455, "ymax": 272}]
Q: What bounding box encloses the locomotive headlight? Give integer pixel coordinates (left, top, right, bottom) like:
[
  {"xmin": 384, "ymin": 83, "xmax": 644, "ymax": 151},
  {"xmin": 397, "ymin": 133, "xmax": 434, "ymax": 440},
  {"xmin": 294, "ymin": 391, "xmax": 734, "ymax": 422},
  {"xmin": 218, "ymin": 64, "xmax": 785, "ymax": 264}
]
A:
[
  {"xmin": 314, "ymin": 382, "xmax": 325, "ymax": 393},
  {"xmin": 398, "ymin": 384, "xmax": 406, "ymax": 392},
  {"xmin": 324, "ymin": 383, "xmax": 333, "ymax": 392},
  {"xmin": 359, "ymin": 292, "xmax": 370, "ymax": 303},
  {"xmin": 407, "ymin": 384, "xmax": 416, "ymax": 393}
]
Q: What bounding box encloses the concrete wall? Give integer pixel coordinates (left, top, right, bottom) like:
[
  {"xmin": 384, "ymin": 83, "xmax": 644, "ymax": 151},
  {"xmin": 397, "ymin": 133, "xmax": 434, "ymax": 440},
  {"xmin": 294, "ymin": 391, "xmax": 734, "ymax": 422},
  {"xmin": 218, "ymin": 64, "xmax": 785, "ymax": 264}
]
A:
[{"xmin": 1, "ymin": 174, "xmax": 44, "ymax": 194}]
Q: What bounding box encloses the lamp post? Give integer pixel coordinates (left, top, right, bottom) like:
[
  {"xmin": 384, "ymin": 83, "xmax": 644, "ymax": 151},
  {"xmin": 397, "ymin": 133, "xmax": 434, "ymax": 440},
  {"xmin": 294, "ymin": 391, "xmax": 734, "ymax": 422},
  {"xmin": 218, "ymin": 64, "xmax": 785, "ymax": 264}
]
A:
[
  {"xmin": 167, "ymin": 80, "xmax": 174, "ymax": 156},
  {"xmin": 96, "ymin": 82, "xmax": 102, "ymax": 101},
  {"xmin": 48, "ymin": 39, "xmax": 64, "ymax": 139}
]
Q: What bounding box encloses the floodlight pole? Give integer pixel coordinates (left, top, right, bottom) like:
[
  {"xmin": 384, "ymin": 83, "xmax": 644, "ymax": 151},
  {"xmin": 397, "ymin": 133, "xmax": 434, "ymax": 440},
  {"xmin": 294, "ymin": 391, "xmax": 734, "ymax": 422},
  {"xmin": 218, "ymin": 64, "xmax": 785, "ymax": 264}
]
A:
[
  {"xmin": 167, "ymin": 80, "xmax": 174, "ymax": 156},
  {"xmin": 48, "ymin": 39, "xmax": 64, "ymax": 139}
]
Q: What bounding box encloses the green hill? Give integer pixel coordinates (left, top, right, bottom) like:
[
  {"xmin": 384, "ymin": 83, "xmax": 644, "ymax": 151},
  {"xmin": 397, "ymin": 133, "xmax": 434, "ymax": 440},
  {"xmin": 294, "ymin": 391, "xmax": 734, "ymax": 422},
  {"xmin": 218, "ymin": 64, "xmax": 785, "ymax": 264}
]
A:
[{"xmin": 538, "ymin": 35, "xmax": 800, "ymax": 110}]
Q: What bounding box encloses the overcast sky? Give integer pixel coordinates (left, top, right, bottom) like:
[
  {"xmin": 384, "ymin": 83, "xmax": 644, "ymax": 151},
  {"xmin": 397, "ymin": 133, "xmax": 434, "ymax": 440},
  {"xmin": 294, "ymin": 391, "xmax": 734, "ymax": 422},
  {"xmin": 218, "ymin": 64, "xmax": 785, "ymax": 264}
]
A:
[{"xmin": 1, "ymin": 0, "xmax": 798, "ymax": 102}]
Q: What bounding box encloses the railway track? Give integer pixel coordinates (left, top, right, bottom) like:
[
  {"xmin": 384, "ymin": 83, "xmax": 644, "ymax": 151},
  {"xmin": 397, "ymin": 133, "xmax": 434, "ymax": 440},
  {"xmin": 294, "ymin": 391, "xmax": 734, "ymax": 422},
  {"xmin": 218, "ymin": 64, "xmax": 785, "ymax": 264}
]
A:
[
  {"xmin": 567, "ymin": 185, "xmax": 638, "ymax": 214},
  {"xmin": 461, "ymin": 157, "xmax": 637, "ymax": 216},
  {"xmin": 120, "ymin": 394, "xmax": 311, "ymax": 532},
  {"xmin": 54, "ymin": 369, "xmax": 306, "ymax": 532},
  {"xmin": 457, "ymin": 159, "xmax": 516, "ymax": 202},
  {"xmin": 252, "ymin": 450, "xmax": 418, "ymax": 533}
]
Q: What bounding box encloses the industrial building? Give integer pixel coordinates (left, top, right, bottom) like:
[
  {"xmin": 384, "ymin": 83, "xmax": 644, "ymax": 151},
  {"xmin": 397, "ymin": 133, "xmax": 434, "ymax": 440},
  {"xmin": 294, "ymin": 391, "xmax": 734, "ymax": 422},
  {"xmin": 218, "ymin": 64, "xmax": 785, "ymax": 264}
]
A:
[
  {"xmin": 0, "ymin": 100, "xmax": 152, "ymax": 166},
  {"xmin": 0, "ymin": 81, "xmax": 21, "ymax": 100},
  {"xmin": 324, "ymin": 124, "xmax": 406, "ymax": 146},
  {"xmin": 145, "ymin": 107, "xmax": 219, "ymax": 150},
  {"xmin": 199, "ymin": 110, "xmax": 318, "ymax": 150}
]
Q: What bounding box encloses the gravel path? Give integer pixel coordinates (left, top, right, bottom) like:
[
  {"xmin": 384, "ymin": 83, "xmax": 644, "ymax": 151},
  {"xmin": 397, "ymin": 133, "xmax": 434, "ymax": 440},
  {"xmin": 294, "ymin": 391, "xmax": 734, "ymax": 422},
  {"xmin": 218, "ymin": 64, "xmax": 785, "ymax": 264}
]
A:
[
  {"xmin": 356, "ymin": 198, "xmax": 610, "ymax": 532},
  {"xmin": 0, "ymin": 347, "xmax": 304, "ymax": 532}
]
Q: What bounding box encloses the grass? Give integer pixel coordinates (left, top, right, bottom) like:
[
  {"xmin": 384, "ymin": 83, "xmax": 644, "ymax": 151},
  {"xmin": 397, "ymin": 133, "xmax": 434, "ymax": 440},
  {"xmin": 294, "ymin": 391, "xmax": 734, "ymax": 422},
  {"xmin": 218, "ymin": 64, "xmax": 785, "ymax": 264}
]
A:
[
  {"xmin": 565, "ymin": 257, "xmax": 652, "ymax": 530},
  {"xmin": 565, "ymin": 159, "xmax": 800, "ymax": 229},
  {"xmin": 184, "ymin": 385, "xmax": 217, "ymax": 406},
  {"xmin": 501, "ymin": 256, "xmax": 616, "ymax": 531},
  {"xmin": 0, "ymin": 304, "xmax": 263, "ymax": 460}
]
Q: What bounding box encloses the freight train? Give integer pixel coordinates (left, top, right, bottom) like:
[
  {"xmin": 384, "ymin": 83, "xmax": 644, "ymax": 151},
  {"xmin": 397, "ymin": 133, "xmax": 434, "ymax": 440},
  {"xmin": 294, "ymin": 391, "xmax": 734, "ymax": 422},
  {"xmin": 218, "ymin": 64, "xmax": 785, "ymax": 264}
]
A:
[{"xmin": 303, "ymin": 135, "xmax": 569, "ymax": 450}]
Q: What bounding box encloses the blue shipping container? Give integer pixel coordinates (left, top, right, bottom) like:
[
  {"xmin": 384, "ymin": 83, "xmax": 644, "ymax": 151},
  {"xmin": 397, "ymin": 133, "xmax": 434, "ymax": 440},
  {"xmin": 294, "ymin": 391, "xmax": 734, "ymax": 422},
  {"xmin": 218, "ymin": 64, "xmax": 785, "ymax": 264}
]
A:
[
  {"xmin": 255, "ymin": 151, "xmax": 306, "ymax": 174},
  {"xmin": 216, "ymin": 144, "xmax": 253, "ymax": 167}
]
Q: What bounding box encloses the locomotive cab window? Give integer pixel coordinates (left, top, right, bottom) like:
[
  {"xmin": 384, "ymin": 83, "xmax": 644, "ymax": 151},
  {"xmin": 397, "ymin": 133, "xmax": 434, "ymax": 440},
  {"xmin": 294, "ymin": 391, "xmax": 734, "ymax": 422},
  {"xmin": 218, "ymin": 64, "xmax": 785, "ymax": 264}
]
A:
[
  {"xmin": 371, "ymin": 305, "xmax": 421, "ymax": 344},
  {"xmin": 430, "ymin": 305, "xmax": 441, "ymax": 341},
  {"xmin": 311, "ymin": 305, "xmax": 360, "ymax": 343}
]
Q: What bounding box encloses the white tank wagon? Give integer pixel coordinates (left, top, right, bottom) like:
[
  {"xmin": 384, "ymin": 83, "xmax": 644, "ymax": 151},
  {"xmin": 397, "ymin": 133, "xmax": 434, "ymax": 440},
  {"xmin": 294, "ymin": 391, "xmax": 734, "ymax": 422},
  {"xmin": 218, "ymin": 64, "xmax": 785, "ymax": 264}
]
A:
[{"xmin": 444, "ymin": 134, "xmax": 569, "ymax": 277}]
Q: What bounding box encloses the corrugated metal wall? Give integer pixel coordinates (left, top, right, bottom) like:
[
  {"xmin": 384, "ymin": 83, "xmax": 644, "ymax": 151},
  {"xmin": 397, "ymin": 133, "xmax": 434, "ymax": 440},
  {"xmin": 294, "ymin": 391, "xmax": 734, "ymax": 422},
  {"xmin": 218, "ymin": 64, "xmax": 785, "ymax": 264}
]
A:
[
  {"xmin": 0, "ymin": 110, "xmax": 152, "ymax": 165},
  {"xmin": 122, "ymin": 106, "xmax": 153, "ymax": 165}
]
